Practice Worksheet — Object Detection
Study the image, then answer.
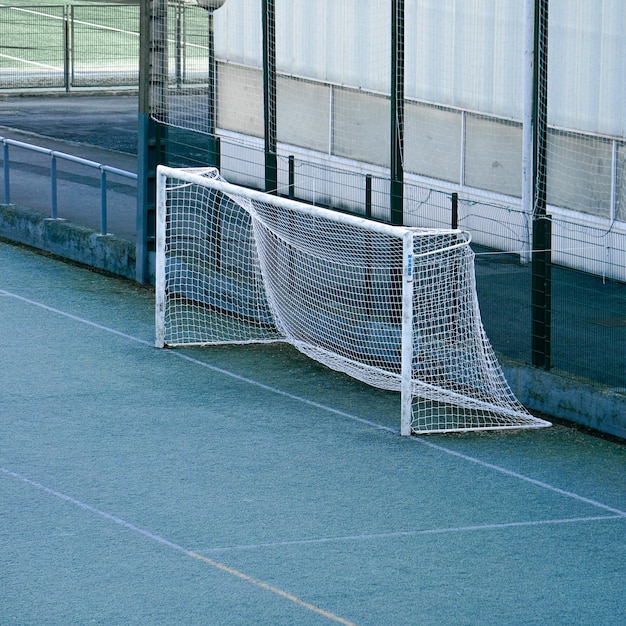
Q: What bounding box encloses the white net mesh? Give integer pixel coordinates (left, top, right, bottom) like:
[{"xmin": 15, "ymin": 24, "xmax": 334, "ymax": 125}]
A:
[{"xmin": 156, "ymin": 166, "xmax": 551, "ymax": 434}]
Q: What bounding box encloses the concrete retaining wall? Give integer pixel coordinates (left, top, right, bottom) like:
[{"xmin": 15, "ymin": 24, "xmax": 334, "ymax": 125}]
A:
[
  {"xmin": 503, "ymin": 360, "xmax": 626, "ymax": 440},
  {"xmin": 0, "ymin": 204, "xmax": 135, "ymax": 280}
]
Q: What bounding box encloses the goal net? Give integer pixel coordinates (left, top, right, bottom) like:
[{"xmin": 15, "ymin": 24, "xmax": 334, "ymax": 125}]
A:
[{"xmin": 155, "ymin": 165, "xmax": 551, "ymax": 435}]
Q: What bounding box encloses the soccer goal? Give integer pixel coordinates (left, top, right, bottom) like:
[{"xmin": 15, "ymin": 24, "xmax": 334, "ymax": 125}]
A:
[{"xmin": 155, "ymin": 165, "xmax": 551, "ymax": 435}]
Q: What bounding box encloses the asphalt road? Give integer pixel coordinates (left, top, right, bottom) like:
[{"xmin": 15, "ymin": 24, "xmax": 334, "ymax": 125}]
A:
[
  {"xmin": 0, "ymin": 93, "xmax": 139, "ymax": 154},
  {"xmin": 0, "ymin": 94, "xmax": 139, "ymax": 240}
]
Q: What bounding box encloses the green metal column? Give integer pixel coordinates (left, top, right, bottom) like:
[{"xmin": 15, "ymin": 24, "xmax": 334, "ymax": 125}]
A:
[
  {"xmin": 262, "ymin": 0, "xmax": 277, "ymax": 194},
  {"xmin": 531, "ymin": 0, "xmax": 551, "ymax": 369},
  {"xmin": 390, "ymin": 0, "xmax": 405, "ymax": 226},
  {"xmin": 206, "ymin": 7, "xmax": 220, "ymax": 167},
  {"xmin": 137, "ymin": 0, "xmax": 166, "ymax": 284}
]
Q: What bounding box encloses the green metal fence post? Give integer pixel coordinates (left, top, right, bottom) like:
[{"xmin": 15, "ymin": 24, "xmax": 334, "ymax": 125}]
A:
[
  {"xmin": 262, "ymin": 0, "xmax": 277, "ymax": 194},
  {"xmin": 451, "ymin": 192, "xmax": 458, "ymax": 229},
  {"xmin": 63, "ymin": 6, "xmax": 70, "ymax": 92},
  {"xmin": 137, "ymin": 0, "xmax": 166, "ymax": 284},
  {"xmin": 365, "ymin": 174, "xmax": 373, "ymax": 219},
  {"xmin": 390, "ymin": 0, "xmax": 405, "ymax": 226},
  {"xmin": 531, "ymin": 0, "xmax": 552, "ymax": 369},
  {"xmin": 207, "ymin": 8, "xmax": 220, "ymax": 167}
]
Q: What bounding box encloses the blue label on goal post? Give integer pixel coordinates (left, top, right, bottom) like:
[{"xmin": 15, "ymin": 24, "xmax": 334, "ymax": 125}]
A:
[{"xmin": 406, "ymin": 253, "xmax": 413, "ymax": 282}]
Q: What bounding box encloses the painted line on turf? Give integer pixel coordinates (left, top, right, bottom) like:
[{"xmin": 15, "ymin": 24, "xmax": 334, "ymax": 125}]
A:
[
  {"xmin": 197, "ymin": 514, "xmax": 625, "ymax": 554},
  {"xmin": 0, "ymin": 467, "xmax": 356, "ymax": 626},
  {"xmin": 3, "ymin": 288, "xmax": 625, "ymax": 518},
  {"xmin": 0, "ymin": 290, "xmax": 154, "ymax": 347},
  {"xmin": 188, "ymin": 552, "xmax": 356, "ymax": 626},
  {"xmin": 0, "ymin": 289, "xmax": 393, "ymax": 433},
  {"xmin": 413, "ymin": 438, "xmax": 626, "ymax": 517}
]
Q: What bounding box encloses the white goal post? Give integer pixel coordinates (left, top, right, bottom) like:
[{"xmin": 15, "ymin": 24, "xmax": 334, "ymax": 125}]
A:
[{"xmin": 155, "ymin": 165, "xmax": 551, "ymax": 435}]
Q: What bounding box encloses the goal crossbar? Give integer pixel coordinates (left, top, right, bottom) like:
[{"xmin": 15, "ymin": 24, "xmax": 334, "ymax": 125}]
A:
[{"xmin": 155, "ymin": 165, "xmax": 551, "ymax": 435}]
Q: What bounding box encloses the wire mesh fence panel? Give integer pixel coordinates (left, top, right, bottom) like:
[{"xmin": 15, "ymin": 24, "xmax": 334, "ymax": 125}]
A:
[
  {"xmin": 546, "ymin": 2, "xmax": 626, "ymax": 227},
  {"xmin": 71, "ymin": 4, "xmax": 140, "ymax": 88},
  {"xmin": 0, "ymin": 5, "xmax": 66, "ymax": 89},
  {"xmin": 403, "ymin": 181, "xmax": 452, "ymax": 230},
  {"xmin": 0, "ymin": 3, "xmax": 142, "ymax": 90},
  {"xmin": 551, "ymin": 266, "xmax": 626, "ymax": 390}
]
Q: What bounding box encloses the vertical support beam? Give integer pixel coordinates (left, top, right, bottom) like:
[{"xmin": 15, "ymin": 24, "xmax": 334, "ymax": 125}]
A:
[
  {"xmin": 532, "ymin": 216, "xmax": 551, "ymax": 369},
  {"xmin": 50, "ymin": 155, "xmax": 58, "ymax": 219},
  {"xmin": 530, "ymin": 0, "xmax": 551, "ymax": 370},
  {"xmin": 365, "ymin": 174, "xmax": 372, "ymax": 218},
  {"xmin": 390, "ymin": 0, "xmax": 405, "ymax": 226},
  {"xmin": 610, "ymin": 140, "xmax": 618, "ymax": 223},
  {"xmin": 136, "ymin": 0, "xmax": 152, "ymax": 283},
  {"xmin": 100, "ymin": 169, "xmax": 108, "ymax": 235},
  {"xmin": 459, "ymin": 111, "xmax": 466, "ymax": 187},
  {"xmin": 3, "ymin": 142, "xmax": 11, "ymax": 204},
  {"xmin": 288, "ymin": 155, "xmax": 295, "ymax": 199},
  {"xmin": 207, "ymin": 10, "xmax": 216, "ymax": 134},
  {"xmin": 207, "ymin": 9, "xmax": 220, "ymax": 166},
  {"xmin": 521, "ymin": 0, "xmax": 534, "ymax": 264},
  {"xmin": 63, "ymin": 6, "xmax": 71, "ymax": 92},
  {"xmin": 154, "ymin": 166, "xmax": 166, "ymax": 348},
  {"xmin": 175, "ymin": 1, "xmax": 183, "ymax": 89},
  {"xmin": 137, "ymin": 0, "xmax": 166, "ymax": 284},
  {"xmin": 262, "ymin": 0, "xmax": 277, "ymax": 194}
]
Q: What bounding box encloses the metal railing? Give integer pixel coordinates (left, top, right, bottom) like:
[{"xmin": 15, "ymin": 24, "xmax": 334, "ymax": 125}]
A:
[{"xmin": 1, "ymin": 136, "xmax": 137, "ymax": 236}]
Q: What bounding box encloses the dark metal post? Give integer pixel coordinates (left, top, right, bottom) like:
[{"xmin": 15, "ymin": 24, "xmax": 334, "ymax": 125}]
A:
[
  {"xmin": 137, "ymin": 0, "xmax": 166, "ymax": 284},
  {"xmin": 262, "ymin": 0, "xmax": 277, "ymax": 194},
  {"xmin": 390, "ymin": 0, "xmax": 404, "ymax": 225},
  {"xmin": 100, "ymin": 169, "xmax": 108, "ymax": 235},
  {"xmin": 63, "ymin": 6, "xmax": 71, "ymax": 92},
  {"xmin": 531, "ymin": 0, "xmax": 551, "ymax": 369},
  {"xmin": 3, "ymin": 143, "xmax": 10, "ymax": 204},
  {"xmin": 365, "ymin": 174, "xmax": 372, "ymax": 218},
  {"xmin": 451, "ymin": 192, "xmax": 458, "ymax": 229},
  {"xmin": 288, "ymin": 155, "xmax": 295, "ymax": 199},
  {"xmin": 51, "ymin": 155, "xmax": 58, "ymax": 219},
  {"xmin": 206, "ymin": 8, "xmax": 221, "ymax": 166}
]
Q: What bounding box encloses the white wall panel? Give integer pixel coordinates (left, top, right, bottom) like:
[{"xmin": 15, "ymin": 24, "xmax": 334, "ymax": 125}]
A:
[
  {"xmin": 406, "ymin": 0, "xmax": 524, "ymax": 118},
  {"xmin": 214, "ymin": 0, "xmax": 262, "ymax": 67},
  {"xmin": 215, "ymin": 0, "xmax": 624, "ymax": 138},
  {"xmin": 549, "ymin": 0, "xmax": 626, "ymax": 136}
]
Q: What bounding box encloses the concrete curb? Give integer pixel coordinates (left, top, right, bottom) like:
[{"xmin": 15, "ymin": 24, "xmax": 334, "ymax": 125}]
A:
[
  {"xmin": 0, "ymin": 204, "xmax": 135, "ymax": 280},
  {"xmin": 503, "ymin": 360, "xmax": 626, "ymax": 440}
]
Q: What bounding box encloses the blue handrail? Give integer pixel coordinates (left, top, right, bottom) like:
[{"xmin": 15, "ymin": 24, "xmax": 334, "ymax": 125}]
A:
[{"xmin": 0, "ymin": 136, "xmax": 137, "ymax": 236}]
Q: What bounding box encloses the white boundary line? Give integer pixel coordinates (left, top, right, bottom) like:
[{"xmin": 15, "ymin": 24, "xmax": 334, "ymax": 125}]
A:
[
  {"xmin": 0, "ymin": 467, "xmax": 355, "ymax": 626},
  {"xmin": 0, "ymin": 53, "xmax": 60, "ymax": 70},
  {"xmin": 2, "ymin": 287, "xmax": 625, "ymax": 519},
  {"xmin": 197, "ymin": 514, "xmax": 626, "ymax": 555}
]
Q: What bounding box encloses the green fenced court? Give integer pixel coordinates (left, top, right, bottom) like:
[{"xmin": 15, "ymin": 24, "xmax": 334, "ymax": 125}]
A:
[
  {"xmin": 0, "ymin": 2, "xmax": 213, "ymax": 90},
  {"xmin": 1, "ymin": 238, "xmax": 624, "ymax": 625},
  {"xmin": 0, "ymin": 2, "xmax": 140, "ymax": 89}
]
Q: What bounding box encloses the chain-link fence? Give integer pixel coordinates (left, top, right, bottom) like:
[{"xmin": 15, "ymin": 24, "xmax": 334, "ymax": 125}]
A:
[{"xmin": 0, "ymin": 4, "xmax": 140, "ymax": 90}]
